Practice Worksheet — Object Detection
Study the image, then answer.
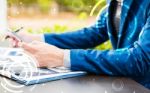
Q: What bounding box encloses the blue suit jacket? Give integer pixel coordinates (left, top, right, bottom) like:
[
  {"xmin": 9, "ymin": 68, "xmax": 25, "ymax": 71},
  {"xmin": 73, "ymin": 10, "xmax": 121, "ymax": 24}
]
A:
[{"xmin": 44, "ymin": 0, "xmax": 150, "ymax": 89}]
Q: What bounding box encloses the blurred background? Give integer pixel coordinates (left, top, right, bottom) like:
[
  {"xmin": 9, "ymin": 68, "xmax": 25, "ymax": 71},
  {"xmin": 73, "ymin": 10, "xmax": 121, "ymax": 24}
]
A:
[{"xmin": 7, "ymin": 0, "xmax": 111, "ymax": 50}]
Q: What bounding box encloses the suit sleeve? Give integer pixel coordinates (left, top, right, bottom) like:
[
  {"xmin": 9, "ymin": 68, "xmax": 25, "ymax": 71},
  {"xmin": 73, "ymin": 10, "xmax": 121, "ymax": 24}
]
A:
[
  {"xmin": 70, "ymin": 15, "xmax": 150, "ymax": 78},
  {"xmin": 44, "ymin": 10, "xmax": 109, "ymax": 49}
]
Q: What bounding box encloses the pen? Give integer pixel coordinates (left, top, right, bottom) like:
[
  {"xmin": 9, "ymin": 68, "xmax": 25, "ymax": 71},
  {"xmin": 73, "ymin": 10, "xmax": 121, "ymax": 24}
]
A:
[{"xmin": 14, "ymin": 27, "xmax": 24, "ymax": 33}]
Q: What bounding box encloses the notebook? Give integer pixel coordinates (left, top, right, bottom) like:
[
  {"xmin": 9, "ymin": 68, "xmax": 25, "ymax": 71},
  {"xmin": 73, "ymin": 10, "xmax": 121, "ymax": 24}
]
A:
[{"xmin": 0, "ymin": 47, "xmax": 86, "ymax": 85}]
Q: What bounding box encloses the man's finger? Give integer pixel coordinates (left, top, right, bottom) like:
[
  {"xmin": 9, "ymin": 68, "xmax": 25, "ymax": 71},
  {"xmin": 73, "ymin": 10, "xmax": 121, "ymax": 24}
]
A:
[{"xmin": 20, "ymin": 42, "xmax": 37, "ymax": 54}]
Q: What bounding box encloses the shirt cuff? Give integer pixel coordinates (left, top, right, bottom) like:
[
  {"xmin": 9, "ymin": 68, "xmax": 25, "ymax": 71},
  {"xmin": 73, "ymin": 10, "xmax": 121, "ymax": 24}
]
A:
[
  {"xmin": 42, "ymin": 34, "xmax": 45, "ymax": 42},
  {"xmin": 63, "ymin": 50, "xmax": 71, "ymax": 68}
]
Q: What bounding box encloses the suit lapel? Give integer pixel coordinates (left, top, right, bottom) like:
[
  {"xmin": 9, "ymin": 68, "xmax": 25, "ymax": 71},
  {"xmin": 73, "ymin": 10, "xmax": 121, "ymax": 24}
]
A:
[
  {"xmin": 117, "ymin": 0, "xmax": 134, "ymax": 48},
  {"xmin": 107, "ymin": 0, "xmax": 118, "ymax": 49}
]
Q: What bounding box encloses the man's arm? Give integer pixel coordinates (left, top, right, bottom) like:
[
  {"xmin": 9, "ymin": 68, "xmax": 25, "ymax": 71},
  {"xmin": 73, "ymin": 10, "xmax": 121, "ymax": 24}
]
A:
[
  {"xmin": 44, "ymin": 10, "xmax": 109, "ymax": 49},
  {"xmin": 70, "ymin": 15, "xmax": 150, "ymax": 77}
]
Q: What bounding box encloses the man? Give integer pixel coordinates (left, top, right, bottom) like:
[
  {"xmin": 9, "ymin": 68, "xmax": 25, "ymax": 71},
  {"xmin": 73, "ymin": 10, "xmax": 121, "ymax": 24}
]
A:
[{"xmin": 8, "ymin": 0, "xmax": 150, "ymax": 89}]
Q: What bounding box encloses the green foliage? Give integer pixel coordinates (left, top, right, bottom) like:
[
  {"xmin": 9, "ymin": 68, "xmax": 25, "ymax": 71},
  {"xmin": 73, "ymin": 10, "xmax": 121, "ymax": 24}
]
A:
[
  {"xmin": 27, "ymin": 24, "xmax": 68, "ymax": 34},
  {"xmin": 37, "ymin": 0, "xmax": 52, "ymax": 13},
  {"xmin": 8, "ymin": 0, "xmax": 105, "ymax": 14},
  {"xmin": 77, "ymin": 12, "xmax": 88, "ymax": 20},
  {"xmin": 95, "ymin": 41, "xmax": 112, "ymax": 50},
  {"xmin": 8, "ymin": 0, "xmax": 36, "ymax": 6},
  {"xmin": 56, "ymin": 0, "xmax": 100, "ymax": 13}
]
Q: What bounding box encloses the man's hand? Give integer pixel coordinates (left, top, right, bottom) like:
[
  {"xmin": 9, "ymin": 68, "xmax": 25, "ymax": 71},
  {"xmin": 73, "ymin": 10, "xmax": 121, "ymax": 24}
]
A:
[
  {"xmin": 6, "ymin": 30, "xmax": 44, "ymax": 47},
  {"xmin": 20, "ymin": 41, "xmax": 64, "ymax": 68}
]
